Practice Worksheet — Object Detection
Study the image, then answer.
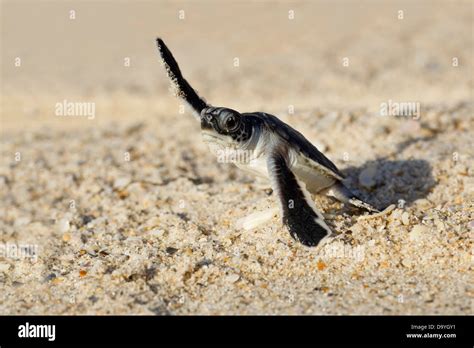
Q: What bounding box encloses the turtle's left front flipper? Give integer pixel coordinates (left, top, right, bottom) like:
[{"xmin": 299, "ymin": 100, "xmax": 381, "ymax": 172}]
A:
[
  {"xmin": 156, "ymin": 38, "xmax": 208, "ymax": 119},
  {"xmin": 267, "ymin": 149, "xmax": 333, "ymax": 247}
]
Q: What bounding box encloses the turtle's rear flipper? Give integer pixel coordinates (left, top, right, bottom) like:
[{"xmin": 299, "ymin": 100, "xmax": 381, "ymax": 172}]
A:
[
  {"xmin": 267, "ymin": 149, "xmax": 333, "ymax": 247},
  {"xmin": 324, "ymin": 182, "xmax": 379, "ymax": 213},
  {"xmin": 156, "ymin": 38, "xmax": 208, "ymax": 118}
]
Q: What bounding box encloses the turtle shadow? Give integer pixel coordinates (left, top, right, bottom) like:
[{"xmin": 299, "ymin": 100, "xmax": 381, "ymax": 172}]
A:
[{"xmin": 341, "ymin": 158, "xmax": 436, "ymax": 210}]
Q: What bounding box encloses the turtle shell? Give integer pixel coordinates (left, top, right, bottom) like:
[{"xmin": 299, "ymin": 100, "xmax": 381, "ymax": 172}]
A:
[{"xmin": 243, "ymin": 112, "xmax": 345, "ymax": 182}]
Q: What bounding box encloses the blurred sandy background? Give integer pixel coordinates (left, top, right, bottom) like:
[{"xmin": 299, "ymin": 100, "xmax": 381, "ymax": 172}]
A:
[{"xmin": 0, "ymin": 0, "xmax": 472, "ymax": 314}]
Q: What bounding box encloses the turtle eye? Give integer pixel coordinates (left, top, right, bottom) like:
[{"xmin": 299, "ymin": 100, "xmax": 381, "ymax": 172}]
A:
[{"xmin": 224, "ymin": 115, "xmax": 239, "ymax": 131}]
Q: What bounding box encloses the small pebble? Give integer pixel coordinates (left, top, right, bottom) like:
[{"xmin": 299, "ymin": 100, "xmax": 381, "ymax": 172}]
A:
[
  {"xmin": 146, "ymin": 217, "xmax": 161, "ymax": 228},
  {"xmin": 0, "ymin": 263, "xmax": 11, "ymax": 272},
  {"xmin": 57, "ymin": 219, "xmax": 70, "ymax": 233},
  {"xmin": 166, "ymin": 247, "xmax": 179, "ymax": 255},
  {"xmin": 225, "ymin": 273, "xmax": 240, "ymax": 283},
  {"xmin": 146, "ymin": 229, "xmax": 163, "ymax": 237},
  {"xmin": 410, "ymin": 225, "xmax": 429, "ymax": 241},
  {"xmin": 51, "ymin": 277, "xmax": 63, "ymax": 285},
  {"xmin": 401, "ymin": 258, "xmax": 412, "ymax": 268},
  {"xmin": 114, "ymin": 177, "xmax": 131, "ymax": 189},
  {"xmin": 401, "ymin": 212, "xmax": 410, "ymax": 226},
  {"xmin": 435, "ymin": 219, "xmax": 445, "ymax": 230},
  {"xmin": 45, "ymin": 273, "xmax": 57, "ymax": 281},
  {"xmin": 81, "ymin": 215, "xmax": 95, "ymax": 225},
  {"xmin": 317, "ymin": 260, "xmax": 327, "ymax": 271},
  {"xmin": 195, "ymin": 259, "xmax": 212, "ymax": 268},
  {"xmin": 416, "ymin": 199, "xmax": 431, "ymax": 209}
]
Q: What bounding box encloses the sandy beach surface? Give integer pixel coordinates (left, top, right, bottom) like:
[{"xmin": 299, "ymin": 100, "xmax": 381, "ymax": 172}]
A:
[{"xmin": 0, "ymin": 1, "xmax": 472, "ymax": 314}]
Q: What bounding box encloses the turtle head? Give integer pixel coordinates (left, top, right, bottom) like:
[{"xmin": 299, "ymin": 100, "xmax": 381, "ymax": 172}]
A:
[
  {"xmin": 200, "ymin": 107, "xmax": 242, "ymax": 135},
  {"xmin": 200, "ymin": 106, "xmax": 251, "ymax": 143},
  {"xmin": 200, "ymin": 106, "xmax": 252, "ymax": 160}
]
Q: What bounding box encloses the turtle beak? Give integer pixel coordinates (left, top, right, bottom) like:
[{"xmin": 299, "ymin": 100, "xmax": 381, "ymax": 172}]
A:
[{"xmin": 200, "ymin": 107, "xmax": 214, "ymax": 130}]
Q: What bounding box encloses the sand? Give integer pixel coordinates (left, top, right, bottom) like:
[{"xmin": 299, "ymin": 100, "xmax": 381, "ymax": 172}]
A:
[{"xmin": 0, "ymin": 0, "xmax": 472, "ymax": 315}]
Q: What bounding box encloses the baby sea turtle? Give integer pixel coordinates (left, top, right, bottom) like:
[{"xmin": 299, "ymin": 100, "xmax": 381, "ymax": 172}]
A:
[{"xmin": 156, "ymin": 38, "xmax": 378, "ymax": 247}]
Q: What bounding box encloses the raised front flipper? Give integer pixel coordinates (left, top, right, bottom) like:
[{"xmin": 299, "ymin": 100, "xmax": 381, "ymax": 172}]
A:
[
  {"xmin": 156, "ymin": 38, "xmax": 208, "ymax": 118},
  {"xmin": 267, "ymin": 149, "xmax": 333, "ymax": 247}
]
